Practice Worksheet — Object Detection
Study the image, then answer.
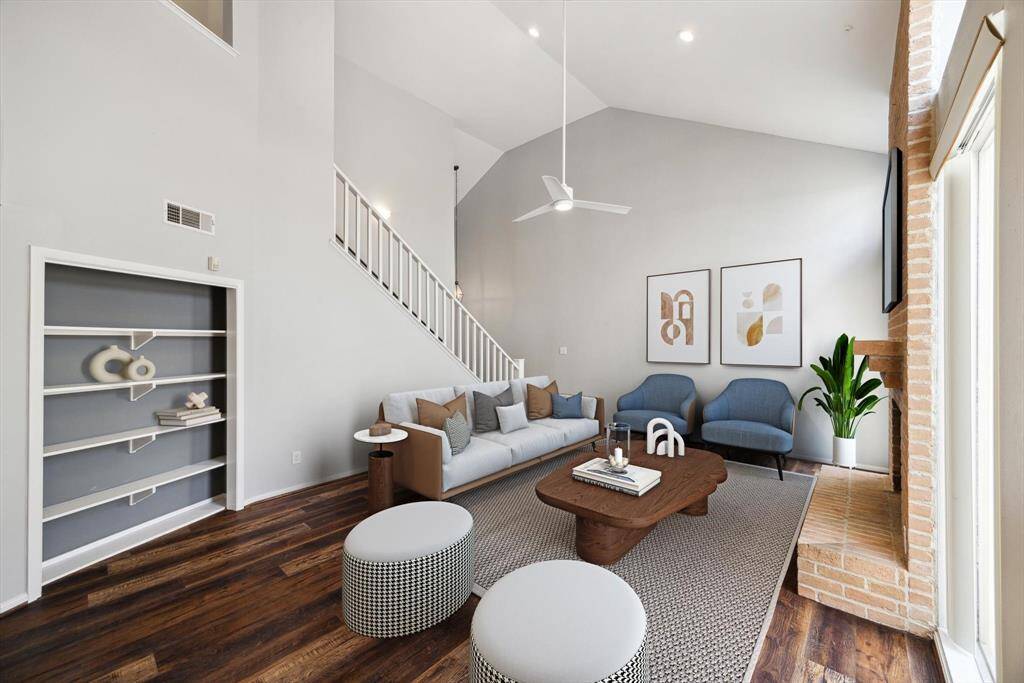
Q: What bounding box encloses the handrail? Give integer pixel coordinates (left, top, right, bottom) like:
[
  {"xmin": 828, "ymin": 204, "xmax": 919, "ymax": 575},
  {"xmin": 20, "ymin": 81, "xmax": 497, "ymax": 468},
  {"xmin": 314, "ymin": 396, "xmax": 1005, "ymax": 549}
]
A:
[{"xmin": 333, "ymin": 166, "xmax": 522, "ymax": 382}]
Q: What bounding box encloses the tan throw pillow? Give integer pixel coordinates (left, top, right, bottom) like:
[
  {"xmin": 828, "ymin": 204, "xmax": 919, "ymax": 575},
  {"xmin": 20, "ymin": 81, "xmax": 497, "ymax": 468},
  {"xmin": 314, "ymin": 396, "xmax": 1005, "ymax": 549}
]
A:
[
  {"xmin": 526, "ymin": 381, "xmax": 559, "ymax": 420},
  {"xmin": 417, "ymin": 394, "xmax": 468, "ymax": 429}
]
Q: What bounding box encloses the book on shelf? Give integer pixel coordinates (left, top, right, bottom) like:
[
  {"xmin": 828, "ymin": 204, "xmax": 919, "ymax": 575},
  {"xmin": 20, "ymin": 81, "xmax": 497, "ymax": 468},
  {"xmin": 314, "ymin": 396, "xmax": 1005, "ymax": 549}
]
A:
[
  {"xmin": 571, "ymin": 473, "xmax": 660, "ymax": 496},
  {"xmin": 571, "ymin": 457, "xmax": 661, "ymax": 495},
  {"xmin": 155, "ymin": 407, "xmax": 220, "ymax": 419},
  {"xmin": 158, "ymin": 412, "xmax": 222, "ymax": 427}
]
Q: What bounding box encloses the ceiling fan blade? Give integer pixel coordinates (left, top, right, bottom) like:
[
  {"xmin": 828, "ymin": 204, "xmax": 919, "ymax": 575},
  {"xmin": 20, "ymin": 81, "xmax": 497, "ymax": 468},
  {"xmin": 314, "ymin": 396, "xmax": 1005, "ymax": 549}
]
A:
[
  {"xmin": 513, "ymin": 203, "xmax": 556, "ymax": 223},
  {"xmin": 541, "ymin": 175, "xmax": 571, "ymax": 202},
  {"xmin": 573, "ymin": 200, "xmax": 632, "ymax": 215}
]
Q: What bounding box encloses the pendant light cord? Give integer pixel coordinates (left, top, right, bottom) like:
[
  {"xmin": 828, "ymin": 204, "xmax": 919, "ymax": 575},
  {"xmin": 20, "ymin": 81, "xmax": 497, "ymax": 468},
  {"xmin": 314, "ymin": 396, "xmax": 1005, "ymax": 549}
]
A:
[{"xmin": 561, "ymin": 0, "xmax": 567, "ymax": 186}]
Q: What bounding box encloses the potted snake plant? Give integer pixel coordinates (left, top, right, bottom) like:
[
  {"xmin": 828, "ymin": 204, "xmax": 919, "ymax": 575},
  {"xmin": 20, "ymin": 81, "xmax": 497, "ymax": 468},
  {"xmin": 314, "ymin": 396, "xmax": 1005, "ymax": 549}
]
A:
[{"xmin": 798, "ymin": 334, "xmax": 884, "ymax": 468}]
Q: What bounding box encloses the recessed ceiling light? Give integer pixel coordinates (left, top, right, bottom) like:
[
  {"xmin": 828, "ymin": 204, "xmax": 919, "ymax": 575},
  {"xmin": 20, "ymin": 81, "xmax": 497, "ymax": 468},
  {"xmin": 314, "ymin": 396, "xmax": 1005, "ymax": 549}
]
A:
[
  {"xmin": 528, "ymin": 26, "xmax": 540, "ymax": 39},
  {"xmin": 678, "ymin": 30, "xmax": 695, "ymax": 43}
]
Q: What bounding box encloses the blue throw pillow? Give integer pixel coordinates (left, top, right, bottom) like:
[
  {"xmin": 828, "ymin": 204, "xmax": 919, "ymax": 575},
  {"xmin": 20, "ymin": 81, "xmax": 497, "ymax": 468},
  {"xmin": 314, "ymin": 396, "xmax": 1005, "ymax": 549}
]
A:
[{"xmin": 551, "ymin": 392, "xmax": 583, "ymax": 419}]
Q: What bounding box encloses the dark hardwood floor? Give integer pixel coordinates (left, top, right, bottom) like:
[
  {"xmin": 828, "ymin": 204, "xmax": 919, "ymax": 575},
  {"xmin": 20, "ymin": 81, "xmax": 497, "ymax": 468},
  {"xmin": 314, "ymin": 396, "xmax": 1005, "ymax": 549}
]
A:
[{"xmin": 0, "ymin": 453, "xmax": 943, "ymax": 682}]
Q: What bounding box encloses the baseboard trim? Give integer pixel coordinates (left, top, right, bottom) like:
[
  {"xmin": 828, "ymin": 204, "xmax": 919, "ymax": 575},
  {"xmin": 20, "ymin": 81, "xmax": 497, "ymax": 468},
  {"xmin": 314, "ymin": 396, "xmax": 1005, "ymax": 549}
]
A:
[
  {"xmin": 787, "ymin": 450, "xmax": 890, "ymax": 474},
  {"xmin": 244, "ymin": 468, "xmax": 364, "ymax": 506},
  {"xmin": 1, "ymin": 592, "xmax": 29, "ymax": 615}
]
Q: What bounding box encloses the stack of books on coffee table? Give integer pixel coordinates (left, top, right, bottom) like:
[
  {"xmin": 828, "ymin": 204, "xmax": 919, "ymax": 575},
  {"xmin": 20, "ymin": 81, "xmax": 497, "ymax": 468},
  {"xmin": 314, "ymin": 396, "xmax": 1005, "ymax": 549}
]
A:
[
  {"xmin": 571, "ymin": 458, "xmax": 661, "ymax": 496},
  {"xmin": 155, "ymin": 406, "xmax": 222, "ymax": 427}
]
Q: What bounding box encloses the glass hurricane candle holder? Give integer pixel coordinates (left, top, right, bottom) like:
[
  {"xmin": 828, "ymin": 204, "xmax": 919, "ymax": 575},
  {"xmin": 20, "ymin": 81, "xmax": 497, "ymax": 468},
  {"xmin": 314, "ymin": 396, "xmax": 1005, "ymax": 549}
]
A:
[{"xmin": 606, "ymin": 422, "xmax": 631, "ymax": 471}]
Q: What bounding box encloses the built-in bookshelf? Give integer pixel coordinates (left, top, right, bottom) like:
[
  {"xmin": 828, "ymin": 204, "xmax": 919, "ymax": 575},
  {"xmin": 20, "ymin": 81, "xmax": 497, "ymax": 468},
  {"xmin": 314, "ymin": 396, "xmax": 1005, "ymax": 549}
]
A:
[{"xmin": 28, "ymin": 248, "xmax": 244, "ymax": 600}]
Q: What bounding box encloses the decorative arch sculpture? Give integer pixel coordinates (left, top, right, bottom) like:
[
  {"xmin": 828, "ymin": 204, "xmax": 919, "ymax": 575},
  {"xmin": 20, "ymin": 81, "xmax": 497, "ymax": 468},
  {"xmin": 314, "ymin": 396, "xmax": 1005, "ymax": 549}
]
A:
[{"xmin": 646, "ymin": 417, "xmax": 685, "ymax": 458}]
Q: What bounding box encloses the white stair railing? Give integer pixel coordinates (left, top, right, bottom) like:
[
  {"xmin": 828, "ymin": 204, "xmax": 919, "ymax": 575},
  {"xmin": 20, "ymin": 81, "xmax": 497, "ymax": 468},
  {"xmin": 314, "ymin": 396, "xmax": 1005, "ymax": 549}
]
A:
[{"xmin": 333, "ymin": 166, "xmax": 523, "ymax": 382}]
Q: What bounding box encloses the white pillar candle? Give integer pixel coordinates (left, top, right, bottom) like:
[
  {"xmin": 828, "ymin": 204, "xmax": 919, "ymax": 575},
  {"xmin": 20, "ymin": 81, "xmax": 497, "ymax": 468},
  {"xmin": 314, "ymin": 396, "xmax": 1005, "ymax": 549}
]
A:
[{"xmin": 614, "ymin": 447, "xmax": 623, "ymax": 467}]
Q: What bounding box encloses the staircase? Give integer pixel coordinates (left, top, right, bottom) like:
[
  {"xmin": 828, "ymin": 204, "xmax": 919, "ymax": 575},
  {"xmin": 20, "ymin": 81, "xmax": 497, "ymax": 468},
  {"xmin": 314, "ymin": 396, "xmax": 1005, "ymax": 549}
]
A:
[{"xmin": 333, "ymin": 166, "xmax": 523, "ymax": 382}]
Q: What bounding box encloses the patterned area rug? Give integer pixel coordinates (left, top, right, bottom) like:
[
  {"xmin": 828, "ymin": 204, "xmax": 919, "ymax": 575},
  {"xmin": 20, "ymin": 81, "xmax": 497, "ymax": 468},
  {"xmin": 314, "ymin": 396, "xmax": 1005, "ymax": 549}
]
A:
[{"xmin": 452, "ymin": 450, "xmax": 815, "ymax": 683}]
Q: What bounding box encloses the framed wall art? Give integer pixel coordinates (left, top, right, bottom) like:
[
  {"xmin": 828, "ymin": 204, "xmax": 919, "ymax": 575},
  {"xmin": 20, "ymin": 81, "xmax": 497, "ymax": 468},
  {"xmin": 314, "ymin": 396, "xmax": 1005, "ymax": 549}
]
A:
[
  {"xmin": 647, "ymin": 268, "xmax": 711, "ymax": 364},
  {"xmin": 720, "ymin": 258, "xmax": 802, "ymax": 367}
]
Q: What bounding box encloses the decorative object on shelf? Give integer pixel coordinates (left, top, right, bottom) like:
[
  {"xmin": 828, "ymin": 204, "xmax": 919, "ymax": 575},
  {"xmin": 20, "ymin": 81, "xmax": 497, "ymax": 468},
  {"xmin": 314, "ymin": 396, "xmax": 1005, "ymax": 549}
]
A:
[
  {"xmin": 124, "ymin": 355, "xmax": 156, "ymax": 381},
  {"xmin": 369, "ymin": 421, "xmax": 392, "ymax": 437},
  {"xmin": 88, "ymin": 345, "xmax": 135, "ymax": 382},
  {"xmin": 606, "ymin": 422, "xmax": 631, "ymax": 472},
  {"xmin": 721, "ymin": 258, "xmax": 802, "ymax": 367},
  {"xmin": 155, "ymin": 406, "xmax": 222, "ymax": 427},
  {"xmin": 354, "ymin": 427, "xmax": 409, "ymax": 513},
  {"xmin": 797, "ymin": 334, "xmax": 884, "ymax": 468},
  {"xmin": 646, "ymin": 417, "xmax": 685, "ymax": 458},
  {"xmin": 647, "ymin": 269, "xmax": 711, "ymax": 364},
  {"xmin": 186, "ymin": 391, "xmax": 208, "ymax": 409}
]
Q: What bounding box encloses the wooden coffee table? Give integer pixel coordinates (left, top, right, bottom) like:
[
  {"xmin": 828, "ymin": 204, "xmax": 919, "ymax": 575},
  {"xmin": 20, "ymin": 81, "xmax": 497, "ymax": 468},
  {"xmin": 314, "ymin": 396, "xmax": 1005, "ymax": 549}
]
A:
[{"xmin": 535, "ymin": 445, "xmax": 728, "ymax": 565}]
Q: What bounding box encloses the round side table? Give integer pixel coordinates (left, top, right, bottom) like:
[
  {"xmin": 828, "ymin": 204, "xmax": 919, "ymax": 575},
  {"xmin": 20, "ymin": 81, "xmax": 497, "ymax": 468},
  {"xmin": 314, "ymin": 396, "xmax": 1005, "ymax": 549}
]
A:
[{"xmin": 354, "ymin": 428, "xmax": 408, "ymax": 514}]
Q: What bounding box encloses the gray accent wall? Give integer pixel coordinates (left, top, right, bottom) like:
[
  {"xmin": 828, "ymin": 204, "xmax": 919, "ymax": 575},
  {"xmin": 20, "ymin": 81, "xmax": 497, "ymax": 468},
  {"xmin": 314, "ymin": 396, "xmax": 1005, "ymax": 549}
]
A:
[{"xmin": 457, "ymin": 107, "xmax": 891, "ymax": 469}]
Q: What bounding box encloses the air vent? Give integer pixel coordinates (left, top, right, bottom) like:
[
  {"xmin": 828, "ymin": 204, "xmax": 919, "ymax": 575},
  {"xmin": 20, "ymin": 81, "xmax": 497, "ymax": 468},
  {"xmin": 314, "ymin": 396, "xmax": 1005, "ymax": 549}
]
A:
[{"xmin": 165, "ymin": 200, "xmax": 215, "ymax": 235}]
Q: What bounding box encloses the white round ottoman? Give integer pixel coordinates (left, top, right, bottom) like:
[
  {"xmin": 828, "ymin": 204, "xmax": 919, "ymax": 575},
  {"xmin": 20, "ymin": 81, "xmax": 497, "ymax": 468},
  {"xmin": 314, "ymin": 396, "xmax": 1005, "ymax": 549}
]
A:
[
  {"xmin": 342, "ymin": 501, "xmax": 473, "ymax": 638},
  {"xmin": 471, "ymin": 560, "xmax": 648, "ymax": 682}
]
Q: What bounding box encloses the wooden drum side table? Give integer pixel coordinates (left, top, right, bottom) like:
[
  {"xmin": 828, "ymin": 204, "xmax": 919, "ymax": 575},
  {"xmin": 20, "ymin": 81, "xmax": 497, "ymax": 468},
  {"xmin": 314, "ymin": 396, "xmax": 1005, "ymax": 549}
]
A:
[{"xmin": 354, "ymin": 428, "xmax": 408, "ymax": 514}]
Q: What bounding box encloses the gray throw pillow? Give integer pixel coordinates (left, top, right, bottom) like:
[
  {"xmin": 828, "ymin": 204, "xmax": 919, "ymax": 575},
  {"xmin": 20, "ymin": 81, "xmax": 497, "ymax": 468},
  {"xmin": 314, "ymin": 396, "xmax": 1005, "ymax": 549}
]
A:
[
  {"xmin": 473, "ymin": 387, "xmax": 513, "ymax": 433},
  {"xmin": 443, "ymin": 411, "xmax": 471, "ymax": 456}
]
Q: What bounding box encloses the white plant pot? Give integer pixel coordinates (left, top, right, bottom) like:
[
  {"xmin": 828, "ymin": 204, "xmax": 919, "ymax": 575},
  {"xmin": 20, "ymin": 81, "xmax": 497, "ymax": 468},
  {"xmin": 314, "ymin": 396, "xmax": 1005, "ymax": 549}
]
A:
[{"xmin": 833, "ymin": 436, "xmax": 856, "ymax": 468}]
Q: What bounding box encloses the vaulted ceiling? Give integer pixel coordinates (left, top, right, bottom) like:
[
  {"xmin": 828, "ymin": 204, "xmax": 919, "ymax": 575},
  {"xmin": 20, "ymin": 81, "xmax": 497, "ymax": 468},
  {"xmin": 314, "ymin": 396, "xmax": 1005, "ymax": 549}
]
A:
[{"xmin": 335, "ymin": 0, "xmax": 898, "ymax": 154}]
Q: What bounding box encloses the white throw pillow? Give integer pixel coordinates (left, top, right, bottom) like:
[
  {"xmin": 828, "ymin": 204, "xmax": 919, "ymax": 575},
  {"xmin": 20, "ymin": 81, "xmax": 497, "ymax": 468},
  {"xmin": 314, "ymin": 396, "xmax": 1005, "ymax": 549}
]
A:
[{"xmin": 496, "ymin": 402, "xmax": 529, "ymax": 434}]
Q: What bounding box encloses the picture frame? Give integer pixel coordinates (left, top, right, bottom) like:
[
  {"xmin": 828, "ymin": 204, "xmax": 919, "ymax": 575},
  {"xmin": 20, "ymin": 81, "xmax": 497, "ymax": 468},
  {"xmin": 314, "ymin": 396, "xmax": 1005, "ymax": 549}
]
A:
[
  {"xmin": 646, "ymin": 268, "xmax": 711, "ymax": 364},
  {"xmin": 720, "ymin": 258, "xmax": 802, "ymax": 367}
]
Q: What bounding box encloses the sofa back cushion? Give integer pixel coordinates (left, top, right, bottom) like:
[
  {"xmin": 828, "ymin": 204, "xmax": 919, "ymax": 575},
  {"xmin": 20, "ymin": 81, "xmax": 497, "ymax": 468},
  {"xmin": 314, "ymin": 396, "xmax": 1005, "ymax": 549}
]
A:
[
  {"xmin": 722, "ymin": 378, "xmax": 794, "ymax": 430},
  {"xmin": 473, "ymin": 387, "xmax": 514, "ymax": 433},
  {"xmin": 638, "ymin": 374, "xmax": 696, "ymax": 413},
  {"xmin": 527, "ymin": 381, "xmax": 559, "ymax": 419},
  {"xmin": 417, "ymin": 394, "xmax": 468, "ymax": 429},
  {"xmin": 383, "ymin": 386, "xmax": 456, "ymax": 424}
]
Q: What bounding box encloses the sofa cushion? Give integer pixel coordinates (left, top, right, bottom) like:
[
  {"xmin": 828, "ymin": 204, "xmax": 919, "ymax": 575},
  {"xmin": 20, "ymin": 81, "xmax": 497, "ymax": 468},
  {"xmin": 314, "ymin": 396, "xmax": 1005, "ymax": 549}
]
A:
[
  {"xmin": 476, "ymin": 423, "xmax": 564, "ymax": 466},
  {"xmin": 384, "ymin": 387, "xmax": 456, "ymax": 425},
  {"xmin": 527, "ymin": 381, "xmax": 559, "ymax": 420},
  {"xmin": 473, "ymin": 387, "xmax": 514, "ymax": 433},
  {"xmin": 532, "ymin": 417, "xmax": 600, "ymax": 446},
  {"xmin": 613, "ymin": 410, "xmax": 688, "ymax": 436},
  {"xmin": 701, "ymin": 419, "xmax": 793, "ymax": 453},
  {"xmin": 455, "ymin": 380, "xmax": 512, "ymax": 431},
  {"xmin": 552, "ymin": 392, "xmax": 583, "ymax": 419},
  {"xmin": 511, "ymin": 375, "xmax": 551, "ymax": 404},
  {"xmin": 443, "ymin": 412, "xmax": 472, "ymax": 455},
  {"xmin": 442, "ymin": 437, "xmax": 513, "ymax": 491},
  {"xmin": 417, "ymin": 394, "xmax": 468, "ymax": 429}
]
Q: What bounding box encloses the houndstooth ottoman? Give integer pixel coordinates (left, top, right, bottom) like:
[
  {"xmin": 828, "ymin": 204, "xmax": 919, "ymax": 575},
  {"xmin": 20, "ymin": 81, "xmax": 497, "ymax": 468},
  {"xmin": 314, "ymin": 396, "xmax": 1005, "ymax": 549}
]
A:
[
  {"xmin": 470, "ymin": 560, "xmax": 649, "ymax": 682},
  {"xmin": 342, "ymin": 501, "xmax": 473, "ymax": 638}
]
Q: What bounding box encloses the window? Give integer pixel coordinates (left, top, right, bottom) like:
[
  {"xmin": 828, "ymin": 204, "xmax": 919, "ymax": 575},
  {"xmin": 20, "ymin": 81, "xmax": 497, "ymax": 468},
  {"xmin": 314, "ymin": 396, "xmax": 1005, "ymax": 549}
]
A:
[{"xmin": 170, "ymin": 0, "xmax": 233, "ymax": 47}]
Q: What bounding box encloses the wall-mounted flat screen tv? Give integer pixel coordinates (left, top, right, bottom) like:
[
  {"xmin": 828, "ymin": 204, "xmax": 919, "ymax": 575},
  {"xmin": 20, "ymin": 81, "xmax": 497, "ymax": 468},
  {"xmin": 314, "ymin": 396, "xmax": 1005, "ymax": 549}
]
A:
[{"xmin": 882, "ymin": 147, "xmax": 903, "ymax": 313}]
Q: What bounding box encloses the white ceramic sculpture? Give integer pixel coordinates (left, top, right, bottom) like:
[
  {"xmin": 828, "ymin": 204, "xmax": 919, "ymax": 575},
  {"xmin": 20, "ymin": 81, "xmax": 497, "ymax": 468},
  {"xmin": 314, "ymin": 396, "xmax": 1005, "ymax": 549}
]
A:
[
  {"xmin": 89, "ymin": 345, "xmax": 135, "ymax": 383},
  {"xmin": 125, "ymin": 356, "xmax": 156, "ymax": 381},
  {"xmin": 186, "ymin": 391, "xmax": 208, "ymax": 409},
  {"xmin": 646, "ymin": 417, "xmax": 685, "ymax": 458}
]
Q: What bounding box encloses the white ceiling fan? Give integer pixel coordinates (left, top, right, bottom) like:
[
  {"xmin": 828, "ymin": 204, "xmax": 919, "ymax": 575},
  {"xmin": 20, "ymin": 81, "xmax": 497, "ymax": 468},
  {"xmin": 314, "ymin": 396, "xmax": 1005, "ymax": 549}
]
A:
[{"xmin": 513, "ymin": 1, "xmax": 631, "ymax": 223}]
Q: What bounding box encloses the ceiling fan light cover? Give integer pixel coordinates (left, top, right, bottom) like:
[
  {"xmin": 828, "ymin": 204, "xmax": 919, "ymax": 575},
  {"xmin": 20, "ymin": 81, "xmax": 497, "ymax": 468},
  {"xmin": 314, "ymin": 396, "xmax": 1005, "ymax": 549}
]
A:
[{"xmin": 553, "ymin": 199, "xmax": 573, "ymax": 212}]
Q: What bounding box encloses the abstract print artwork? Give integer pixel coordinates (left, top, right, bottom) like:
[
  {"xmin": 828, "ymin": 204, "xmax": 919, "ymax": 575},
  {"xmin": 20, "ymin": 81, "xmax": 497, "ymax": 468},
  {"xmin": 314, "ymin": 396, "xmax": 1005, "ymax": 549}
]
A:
[
  {"xmin": 647, "ymin": 269, "xmax": 710, "ymax": 364},
  {"xmin": 721, "ymin": 258, "xmax": 802, "ymax": 367}
]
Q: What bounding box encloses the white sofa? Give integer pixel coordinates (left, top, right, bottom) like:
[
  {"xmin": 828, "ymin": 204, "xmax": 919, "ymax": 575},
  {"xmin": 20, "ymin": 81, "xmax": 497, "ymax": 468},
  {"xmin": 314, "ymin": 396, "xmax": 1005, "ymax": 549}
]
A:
[{"xmin": 380, "ymin": 376, "xmax": 605, "ymax": 499}]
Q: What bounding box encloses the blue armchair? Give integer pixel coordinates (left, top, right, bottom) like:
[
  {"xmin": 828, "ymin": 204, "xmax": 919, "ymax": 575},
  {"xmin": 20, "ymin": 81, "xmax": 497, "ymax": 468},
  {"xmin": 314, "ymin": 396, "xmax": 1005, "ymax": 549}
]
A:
[
  {"xmin": 613, "ymin": 374, "xmax": 696, "ymax": 436},
  {"xmin": 701, "ymin": 378, "xmax": 795, "ymax": 480}
]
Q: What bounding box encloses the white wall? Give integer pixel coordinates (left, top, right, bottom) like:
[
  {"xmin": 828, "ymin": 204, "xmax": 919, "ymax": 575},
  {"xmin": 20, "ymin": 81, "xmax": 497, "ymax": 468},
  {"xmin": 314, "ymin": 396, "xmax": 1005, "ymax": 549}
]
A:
[
  {"xmin": 334, "ymin": 56, "xmax": 457, "ymax": 286},
  {"xmin": 1, "ymin": 0, "xmax": 470, "ymax": 609},
  {"xmin": 458, "ymin": 107, "xmax": 891, "ymax": 469}
]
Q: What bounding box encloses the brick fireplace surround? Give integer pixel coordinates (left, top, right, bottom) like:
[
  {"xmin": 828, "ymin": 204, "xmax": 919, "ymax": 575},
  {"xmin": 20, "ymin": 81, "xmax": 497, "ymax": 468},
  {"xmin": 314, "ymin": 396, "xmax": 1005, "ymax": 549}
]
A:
[{"xmin": 797, "ymin": 0, "xmax": 938, "ymax": 637}]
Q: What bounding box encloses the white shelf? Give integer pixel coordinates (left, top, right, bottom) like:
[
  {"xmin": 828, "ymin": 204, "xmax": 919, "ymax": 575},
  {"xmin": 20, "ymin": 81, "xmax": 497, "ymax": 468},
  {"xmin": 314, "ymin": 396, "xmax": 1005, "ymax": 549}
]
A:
[
  {"xmin": 42, "ymin": 495, "xmax": 226, "ymax": 586},
  {"xmin": 43, "ymin": 373, "xmax": 226, "ymax": 397},
  {"xmin": 44, "ymin": 418, "xmax": 227, "ymax": 458},
  {"xmin": 45, "ymin": 326, "xmax": 226, "ymax": 350},
  {"xmin": 42, "ymin": 456, "xmax": 226, "ymax": 522}
]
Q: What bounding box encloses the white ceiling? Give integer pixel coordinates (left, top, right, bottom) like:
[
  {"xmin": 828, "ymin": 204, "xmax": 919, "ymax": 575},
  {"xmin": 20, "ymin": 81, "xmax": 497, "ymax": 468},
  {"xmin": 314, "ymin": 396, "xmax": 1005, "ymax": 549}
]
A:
[{"xmin": 335, "ymin": 1, "xmax": 898, "ymax": 154}]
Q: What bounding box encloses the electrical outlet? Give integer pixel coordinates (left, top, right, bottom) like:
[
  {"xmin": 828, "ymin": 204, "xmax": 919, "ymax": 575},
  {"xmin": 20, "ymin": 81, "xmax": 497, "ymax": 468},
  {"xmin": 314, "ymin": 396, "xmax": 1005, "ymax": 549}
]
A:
[
  {"xmin": 559, "ymin": 346, "xmax": 568, "ymax": 355},
  {"xmin": 291, "ymin": 450, "xmax": 302, "ymax": 464},
  {"xmin": 208, "ymin": 256, "xmax": 221, "ymax": 271}
]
